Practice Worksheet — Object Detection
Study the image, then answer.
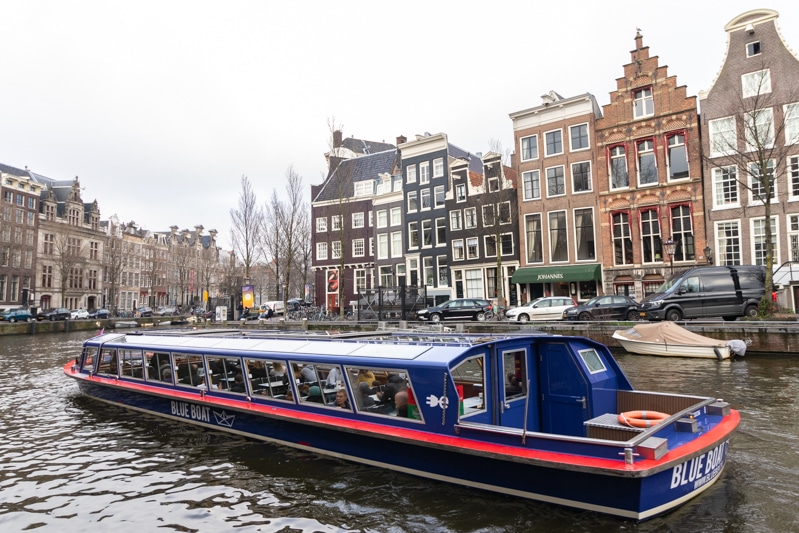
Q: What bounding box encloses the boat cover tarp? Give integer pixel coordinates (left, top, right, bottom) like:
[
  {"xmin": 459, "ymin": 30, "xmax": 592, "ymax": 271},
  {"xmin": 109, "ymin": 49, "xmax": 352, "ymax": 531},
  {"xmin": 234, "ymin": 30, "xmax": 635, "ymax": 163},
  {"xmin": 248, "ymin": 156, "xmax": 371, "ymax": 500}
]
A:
[{"xmin": 614, "ymin": 322, "xmax": 726, "ymax": 347}]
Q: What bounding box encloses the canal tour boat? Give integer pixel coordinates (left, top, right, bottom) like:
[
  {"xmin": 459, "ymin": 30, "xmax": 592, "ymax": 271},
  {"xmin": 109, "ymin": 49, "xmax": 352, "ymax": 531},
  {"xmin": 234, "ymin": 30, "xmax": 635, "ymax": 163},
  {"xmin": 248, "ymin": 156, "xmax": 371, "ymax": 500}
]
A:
[{"xmin": 63, "ymin": 330, "xmax": 739, "ymax": 520}]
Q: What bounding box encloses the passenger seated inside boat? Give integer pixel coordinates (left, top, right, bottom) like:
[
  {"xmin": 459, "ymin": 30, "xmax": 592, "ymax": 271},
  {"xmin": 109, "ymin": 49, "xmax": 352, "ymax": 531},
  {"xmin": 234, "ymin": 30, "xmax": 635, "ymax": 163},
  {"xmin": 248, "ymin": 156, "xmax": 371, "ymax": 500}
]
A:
[
  {"xmin": 333, "ymin": 389, "xmax": 350, "ymax": 409},
  {"xmin": 355, "ymin": 382, "xmax": 375, "ymax": 409},
  {"xmin": 305, "ymin": 385, "xmax": 324, "ymax": 403},
  {"xmin": 230, "ymin": 374, "xmax": 246, "ymax": 393},
  {"xmin": 377, "ymin": 374, "xmax": 406, "ymax": 407},
  {"xmin": 162, "ymin": 368, "xmax": 173, "ymax": 383},
  {"xmin": 394, "ymin": 391, "xmax": 408, "ymax": 417}
]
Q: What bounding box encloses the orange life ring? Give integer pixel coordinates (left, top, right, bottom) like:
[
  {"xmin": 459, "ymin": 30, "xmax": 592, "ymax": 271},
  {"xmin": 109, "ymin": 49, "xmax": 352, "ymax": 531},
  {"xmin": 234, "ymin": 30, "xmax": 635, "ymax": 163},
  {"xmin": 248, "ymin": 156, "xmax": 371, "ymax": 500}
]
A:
[{"xmin": 618, "ymin": 410, "xmax": 670, "ymax": 428}]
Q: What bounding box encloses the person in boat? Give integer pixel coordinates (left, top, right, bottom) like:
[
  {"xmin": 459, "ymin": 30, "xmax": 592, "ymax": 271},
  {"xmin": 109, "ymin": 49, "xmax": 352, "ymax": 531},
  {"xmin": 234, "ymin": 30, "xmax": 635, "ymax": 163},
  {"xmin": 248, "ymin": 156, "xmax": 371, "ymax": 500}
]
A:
[
  {"xmin": 270, "ymin": 362, "xmax": 286, "ymax": 379},
  {"xmin": 355, "ymin": 381, "xmax": 375, "ymax": 409},
  {"xmin": 378, "ymin": 374, "xmax": 406, "ymax": 407},
  {"xmin": 300, "ymin": 364, "xmax": 317, "ymax": 383},
  {"xmin": 506, "ymin": 373, "xmax": 523, "ymax": 395},
  {"xmin": 306, "ymin": 385, "xmax": 324, "ymax": 403},
  {"xmin": 333, "ymin": 389, "xmax": 350, "ymax": 409},
  {"xmin": 355, "ymin": 369, "xmax": 375, "ymax": 385},
  {"xmin": 162, "ymin": 368, "xmax": 173, "ymax": 383},
  {"xmin": 249, "ymin": 361, "xmax": 267, "ymax": 379},
  {"xmin": 394, "ymin": 391, "xmax": 409, "ymax": 417},
  {"xmin": 325, "ymin": 366, "xmax": 342, "ymax": 388},
  {"xmin": 230, "ymin": 374, "xmax": 246, "ymax": 393}
]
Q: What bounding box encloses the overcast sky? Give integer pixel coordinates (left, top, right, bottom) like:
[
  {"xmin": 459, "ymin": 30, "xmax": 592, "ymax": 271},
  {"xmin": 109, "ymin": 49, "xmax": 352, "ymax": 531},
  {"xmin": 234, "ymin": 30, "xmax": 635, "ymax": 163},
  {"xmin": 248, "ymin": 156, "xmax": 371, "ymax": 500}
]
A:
[{"xmin": 3, "ymin": 1, "xmax": 799, "ymax": 250}]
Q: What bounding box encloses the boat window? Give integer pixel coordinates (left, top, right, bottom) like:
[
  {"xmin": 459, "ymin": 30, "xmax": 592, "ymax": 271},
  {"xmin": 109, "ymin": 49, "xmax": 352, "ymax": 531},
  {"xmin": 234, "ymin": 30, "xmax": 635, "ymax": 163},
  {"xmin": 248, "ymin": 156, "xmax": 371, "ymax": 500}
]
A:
[
  {"xmin": 292, "ymin": 362, "xmax": 320, "ymax": 386},
  {"xmin": 578, "ymin": 348, "xmax": 606, "ymax": 374},
  {"xmin": 80, "ymin": 346, "xmax": 96, "ymax": 372},
  {"xmin": 206, "ymin": 356, "xmax": 247, "ymax": 394},
  {"xmin": 503, "ymin": 349, "xmax": 527, "ymax": 401},
  {"xmin": 119, "ymin": 349, "xmax": 145, "ymax": 380},
  {"xmin": 96, "ymin": 348, "xmax": 118, "ymax": 376},
  {"xmin": 174, "ymin": 354, "xmax": 206, "ymax": 388},
  {"xmin": 344, "ymin": 365, "xmax": 422, "ymax": 421},
  {"xmin": 451, "ymin": 354, "xmax": 486, "ymax": 417},
  {"xmin": 146, "ymin": 352, "xmax": 172, "ymax": 381},
  {"xmin": 245, "ymin": 358, "xmax": 293, "ymax": 402}
]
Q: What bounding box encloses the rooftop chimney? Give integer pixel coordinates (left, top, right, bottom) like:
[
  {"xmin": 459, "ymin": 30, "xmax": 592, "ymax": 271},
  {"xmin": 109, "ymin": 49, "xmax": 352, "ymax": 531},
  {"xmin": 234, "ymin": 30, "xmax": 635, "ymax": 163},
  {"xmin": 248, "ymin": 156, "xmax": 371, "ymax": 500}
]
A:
[
  {"xmin": 333, "ymin": 130, "xmax": 343, "ymax": 148},
  {"xmin": 396, "ymin": 135, "xmax": 407, "ymax": 145}
]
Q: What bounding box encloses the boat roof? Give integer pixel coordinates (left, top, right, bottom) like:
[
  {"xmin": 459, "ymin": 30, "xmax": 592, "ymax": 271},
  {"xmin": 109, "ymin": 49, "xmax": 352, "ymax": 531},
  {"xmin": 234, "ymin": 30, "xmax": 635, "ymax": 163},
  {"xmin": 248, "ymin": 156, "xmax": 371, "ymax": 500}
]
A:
[{"xmin": 85, "ymin": 330, "xmax": 551, "ymax": 365}]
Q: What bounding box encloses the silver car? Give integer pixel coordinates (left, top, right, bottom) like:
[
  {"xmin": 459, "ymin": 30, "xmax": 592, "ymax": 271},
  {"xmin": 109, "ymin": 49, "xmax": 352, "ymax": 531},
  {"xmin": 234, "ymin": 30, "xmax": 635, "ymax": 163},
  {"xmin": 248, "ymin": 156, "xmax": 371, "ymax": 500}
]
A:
[{"xmin": 505, "ymin": 297, "xmax": 576, "ymax": 322}]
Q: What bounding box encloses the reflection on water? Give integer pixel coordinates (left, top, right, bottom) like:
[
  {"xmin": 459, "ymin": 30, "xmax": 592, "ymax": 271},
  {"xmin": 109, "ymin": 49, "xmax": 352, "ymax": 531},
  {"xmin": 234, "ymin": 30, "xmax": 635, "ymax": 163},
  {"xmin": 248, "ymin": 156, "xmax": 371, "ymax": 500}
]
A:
[{"xmin": 1, "ymin": 332, "xmax": 797, "ymax": 532}]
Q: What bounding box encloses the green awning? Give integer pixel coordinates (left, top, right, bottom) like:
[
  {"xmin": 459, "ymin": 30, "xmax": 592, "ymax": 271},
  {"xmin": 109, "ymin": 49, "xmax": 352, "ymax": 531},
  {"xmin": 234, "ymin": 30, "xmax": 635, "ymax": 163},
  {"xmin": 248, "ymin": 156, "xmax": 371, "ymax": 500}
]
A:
[{"xmin": 511, "ymin": 264, "xmax": 602, "ymax": 284}]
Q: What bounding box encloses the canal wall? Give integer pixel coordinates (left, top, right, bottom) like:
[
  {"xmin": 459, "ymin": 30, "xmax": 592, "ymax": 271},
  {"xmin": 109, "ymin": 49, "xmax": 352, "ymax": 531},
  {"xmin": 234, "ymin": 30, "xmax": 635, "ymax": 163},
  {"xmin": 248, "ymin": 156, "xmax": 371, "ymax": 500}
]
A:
[{"xmin": 3, "ymin": 318, "xmax": 798, "ymax": 355}]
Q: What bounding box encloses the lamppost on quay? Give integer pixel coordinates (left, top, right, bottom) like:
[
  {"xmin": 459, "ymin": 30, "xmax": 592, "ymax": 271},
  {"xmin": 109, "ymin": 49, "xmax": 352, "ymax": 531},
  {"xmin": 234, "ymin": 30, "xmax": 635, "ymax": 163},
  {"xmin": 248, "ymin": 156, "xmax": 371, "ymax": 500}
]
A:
[{"xmin": 662, "ymin": 238, "xmax": 677, "ymax": 274}]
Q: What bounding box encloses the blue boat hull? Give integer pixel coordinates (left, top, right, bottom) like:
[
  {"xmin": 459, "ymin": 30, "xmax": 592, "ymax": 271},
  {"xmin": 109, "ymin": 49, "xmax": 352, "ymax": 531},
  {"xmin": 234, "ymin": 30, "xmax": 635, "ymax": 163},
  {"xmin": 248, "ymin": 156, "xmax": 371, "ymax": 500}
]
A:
[{"xmin": 76, "ymin": 379, "xmax": 732, "ymax": 520}]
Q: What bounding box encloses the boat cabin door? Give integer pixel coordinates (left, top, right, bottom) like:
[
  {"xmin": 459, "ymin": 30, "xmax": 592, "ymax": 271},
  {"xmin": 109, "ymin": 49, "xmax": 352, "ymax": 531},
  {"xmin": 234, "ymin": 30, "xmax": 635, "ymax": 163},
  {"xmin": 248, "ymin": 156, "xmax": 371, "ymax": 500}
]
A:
[
  {"xmin": 496, "ymin": 347, "xmax": 536, "ymax": 429},
  {"xmin": 538, "ymin": 341, "xmax": 590, "ymax": 436}
]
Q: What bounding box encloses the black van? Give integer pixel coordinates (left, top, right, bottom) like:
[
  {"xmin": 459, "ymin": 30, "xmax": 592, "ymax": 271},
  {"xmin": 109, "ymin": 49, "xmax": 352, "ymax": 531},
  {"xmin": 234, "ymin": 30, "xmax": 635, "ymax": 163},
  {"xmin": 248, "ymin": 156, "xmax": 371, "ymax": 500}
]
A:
[{"xmin": 639, "ymin": 265, "xmax": 765, "ymax": 321}]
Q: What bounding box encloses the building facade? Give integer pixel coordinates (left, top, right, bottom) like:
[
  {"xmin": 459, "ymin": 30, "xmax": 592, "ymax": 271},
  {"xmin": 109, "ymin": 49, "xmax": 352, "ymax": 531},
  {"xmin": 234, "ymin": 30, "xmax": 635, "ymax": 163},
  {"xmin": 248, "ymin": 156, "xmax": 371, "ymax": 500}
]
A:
[
  {"xmin": 510, "ymin": 91, "xmax": 603, "ymax": 303},
  {"xmin": 700, "ymin": 8, "xmax": 799, "ymax": 309},
  {"xmin": 595, "ymin": 32, "xmax": 707, "ymax": 300}
]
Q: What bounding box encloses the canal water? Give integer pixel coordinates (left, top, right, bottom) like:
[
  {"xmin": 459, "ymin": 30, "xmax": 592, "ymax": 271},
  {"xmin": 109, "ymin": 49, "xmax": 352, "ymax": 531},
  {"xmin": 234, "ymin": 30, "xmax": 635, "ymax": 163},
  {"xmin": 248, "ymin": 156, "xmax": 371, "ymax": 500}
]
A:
[{"xmin": 0, "ymin": 331, "xmax": 797, "ymax": 532}]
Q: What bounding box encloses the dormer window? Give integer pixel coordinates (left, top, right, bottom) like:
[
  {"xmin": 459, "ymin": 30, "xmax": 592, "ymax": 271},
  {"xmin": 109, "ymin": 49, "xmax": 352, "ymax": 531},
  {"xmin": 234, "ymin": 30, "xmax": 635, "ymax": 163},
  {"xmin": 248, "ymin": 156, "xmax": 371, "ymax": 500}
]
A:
[
  {"xmin": 746, "ymin": 41, "xmax": 761, "ymax": 57},
  {"xmin": 633, "ymin": 88, "xmax": 654, "ymax": 119}
]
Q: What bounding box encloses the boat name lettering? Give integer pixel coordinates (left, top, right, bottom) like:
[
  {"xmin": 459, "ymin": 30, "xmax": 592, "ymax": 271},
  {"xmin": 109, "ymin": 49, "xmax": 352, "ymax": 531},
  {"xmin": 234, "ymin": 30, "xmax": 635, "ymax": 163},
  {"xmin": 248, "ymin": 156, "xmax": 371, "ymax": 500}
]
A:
[
  {"xmin": 537, "ymin": 273, "xmax": 564, "ymax": 280},
  {"xmin": 171, "ymin": 401, "xmax": 211, "ymax": 423},
  {"xmin": 670, "ymin": 440, "xmax": 729, "ymax": 490}
]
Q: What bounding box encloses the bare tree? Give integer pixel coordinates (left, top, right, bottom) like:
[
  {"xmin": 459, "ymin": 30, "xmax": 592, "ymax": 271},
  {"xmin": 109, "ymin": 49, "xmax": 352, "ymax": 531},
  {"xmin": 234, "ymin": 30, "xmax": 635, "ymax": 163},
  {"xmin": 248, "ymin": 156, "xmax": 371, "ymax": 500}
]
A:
[
  {"xmin": 277, "ymin": 167, "xmax": 306, "ymax": 313},
  {"xmin": 484, "ymin": 141, "xmax": 518, "ymax": 313},
  {"xmin": 230, "ymin": 175, "xmax": 264, "ymax": 281},
  {"xmin": 264, "ymin": 189, "xmax": 285, "ymax": 301},
  {"xmin": 53, "ymin": 229, "xmax": 87, "ymax": 306},
  {"xmin": 705, "ymin": 64, "xmax": 799, "ymax": 313}
]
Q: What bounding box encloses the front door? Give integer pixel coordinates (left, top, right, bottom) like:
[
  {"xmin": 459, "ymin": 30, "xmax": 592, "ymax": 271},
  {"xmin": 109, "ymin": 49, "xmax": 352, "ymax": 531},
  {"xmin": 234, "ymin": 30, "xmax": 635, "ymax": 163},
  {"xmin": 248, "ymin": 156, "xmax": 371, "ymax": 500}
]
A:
[{"xmin": 539, "ymin": 341, "xmax": 589, "ymax": 436}]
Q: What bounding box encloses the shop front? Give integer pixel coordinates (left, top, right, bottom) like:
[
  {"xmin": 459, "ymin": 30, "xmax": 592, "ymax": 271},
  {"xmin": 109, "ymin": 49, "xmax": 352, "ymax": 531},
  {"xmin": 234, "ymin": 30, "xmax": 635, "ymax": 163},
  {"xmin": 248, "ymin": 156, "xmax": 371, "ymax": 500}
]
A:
[{"xmin": 510, "ymin": 264, "xmax": 602, "ymax": 304}]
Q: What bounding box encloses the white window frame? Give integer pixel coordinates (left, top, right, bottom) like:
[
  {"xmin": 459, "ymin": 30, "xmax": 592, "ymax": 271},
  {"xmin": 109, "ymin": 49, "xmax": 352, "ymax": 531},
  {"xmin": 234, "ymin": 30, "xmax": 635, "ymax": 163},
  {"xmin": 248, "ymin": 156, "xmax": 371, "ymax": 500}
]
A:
[
  {"xmin": 545, "ymin": 165, "xmax": 565, "ymax": 197},
  {"xmin": 610, "ymin": 145, "xmax": 629, "ymax": 189},
  {"xmin": 751, "ymin": 216, "xmax": 778, "ymax": 267},
  {"xmin": 408, "ymin": 222, "xmax": 419, "ymax": 249},
  {"xmin": 636, "ymin": 139, "xmax": 658, "ymax": 186},
  {"xmin": 352, "ymin": 238, "xmax": 365, "ymax": 257},
  {"xmin": 789, "ymin": 155, "xmax": 799, "ymax": 201},
  {"xmin": 434, "ymin": 185, "xmax": 445, "ymax": 208},
  {"xmin": 455, "ymin": 183, "xmax": 466, "ymax": 202},
  {"xmin": 331, "ymin": 241, "xmax": 342, "ymax": 259},
  {"xmin": 748, "ymin": 159, "xmax": 777, "ymax": 204},
  {"xmin": 352, "ymin": 212, "xmax": 364, "ymax": 229},
  {"xmin": 376, "ymin": 209, "xmax": 388, "ymax": 228},
  {"xmin": 450, "ymin": 210, "xmax": 462, "ymax": 231},
  {"xmin": 433, "ymin": 157, "xmax": 444, "ymax": 177},
  {"xmin": 390, "ymin": 207, "xmax": 401, "ymax": 226},
  {"xmin": 571, "ymin": 161, "xmax": 592, "ymax": 193},
  {"xmin": 544, "ymin": 128, "xmax": 564, "ymax": 157},
  {"xmin": 406, "ymin": 164, "xmax": 417, "ymax": 183},
  {"xmin": 709, "ymin": 116, "xmax": 737, "ymax": 157},
  {"xmin": 452, "ymin": 239, "xmax": 465, "ymax": 261},
  {"xmin": 435, "ymin": 217, "xmax": 446, "ymax": 247},
  {"xmin": 422, "ymin": 219, "xmax": 433, "ymax": 248},
  {"xmin": 746, "ymin": 41, "xmax": 761, "ymax": 58},
  {"xmin": 316, "ymin": 242, "xmax": 328, "ymax": 260},
  {"xmin": 522, "ymin": 170, "xmax": 541, "ymax": 200},
  {"xmin": 520, "ymin": 135, "xmax": 539, "ymax": 161},
  {"xmin": 331, "ymin": 215, "xmax": 342, "ymax": 231},
  {"xmin": 715, "ymin": 220, "xmax": 742, "ymax": 266},
  {"xmin": 482, "ymin": 204, "xmax": 495, "ymax": 227},
  {"xmin": 353, "ymin": 181, "xmax": 374, "ymax": 197},
  {"xmin": 407, "ymin": 191, "xmax": 418, "ymax": 212},
  {"xmin": 667, "ymin": 133, "xmax": 689, "ymax": 181},
  {"xmin": 391, "ymin": 232, "xmax": 402, "ymax": 258},
  {"xmin": 633, "ymin": 87, "xmax": 654, "ymax": 118},
  {"xmin": 784, "ymin": 102, "xmax": 799, "ymax": 145},
  {"xmin": 466, "ymin": 237, "xmax": 479, "ymax": 260},
  {"xmin": 712, "ymin": 166, "xmax": 740, "ymax": 209},
  {"xmin": 420, "ymin": 162, "xmax": 430, "ymax": 184},
  {"xmin": 742, "ymin": 69, "xmax": 771, "ymax": 98},
  {"xmin": 464, "ymin": 207, "xmax": 477, "ymax": 229},
  {"xmin": 421, "ymin": 189, "xmax": 431, "ymax": 210},
  {"xmin": 745, "ymin": 108, "xmax": 774, "ymax": 152},
  {"xmin": 377, "ymin": 234, "xmax": 389, "ymax": 260},
  {"xmin": 315, "ymin": 217, "xmax": 327, "ymax": 233},
  {"xmin": 569, "ymin": 123, "xmax": 590, "ymax": 151}
]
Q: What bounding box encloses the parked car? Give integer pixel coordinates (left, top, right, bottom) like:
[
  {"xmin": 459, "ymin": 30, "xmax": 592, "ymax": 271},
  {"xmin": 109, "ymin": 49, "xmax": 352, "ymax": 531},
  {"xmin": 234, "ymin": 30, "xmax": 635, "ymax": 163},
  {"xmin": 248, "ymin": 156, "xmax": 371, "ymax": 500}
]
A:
[
  {"xmin": 88, "ymin": 308, "xmax": 111, "ymax": 319},
  {"xmin": 154, "ymin": 306, "xmax": 178, "ymax": 316},
  {"xmin": 562, "ymin": 295, "xmax": 640, "ymax": 321},
  {"xmin": 505, "ymin": 296, "xmax": 577, "ymax": 322},
  {"xmin": 70, "ymin": 309, "xmax": 90, "ymax": 319},
  {"xmin": 137, "ymin": 306, "xmax": 154, "ymax": 317},
  {"xmin": 1, "ymin": 309, "xmax": 33, "ymax": 322},
  {"xmin": 37, "ymin": 307, "xmax": 71, "ymax": 321},
  {"xmin": 638, "ymin": 265, "xmax": 765, "ymax": 322},
  {"xmin": 416, "ymin": 298, "xmax": 493, "ymax": 322}
]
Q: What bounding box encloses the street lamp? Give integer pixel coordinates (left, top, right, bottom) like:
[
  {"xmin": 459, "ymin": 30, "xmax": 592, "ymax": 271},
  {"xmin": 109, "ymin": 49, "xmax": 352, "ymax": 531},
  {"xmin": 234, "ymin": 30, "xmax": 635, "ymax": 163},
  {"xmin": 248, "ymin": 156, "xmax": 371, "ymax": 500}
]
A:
[
  {"xmin": 662, "ymin": 238, "xmax": 677, "ymax": 274},
  {"xmin": 704, "ymin": 246, "xmax": 713, "ymax": 265}
]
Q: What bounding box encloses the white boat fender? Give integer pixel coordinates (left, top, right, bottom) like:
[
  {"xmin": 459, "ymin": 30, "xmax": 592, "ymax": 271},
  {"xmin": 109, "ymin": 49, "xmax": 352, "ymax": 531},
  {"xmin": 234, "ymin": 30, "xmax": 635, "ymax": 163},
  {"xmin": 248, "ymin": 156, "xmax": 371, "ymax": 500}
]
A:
[{"xmin": 727, "ymin": 339, "xmax": 748, "ymax": 357}]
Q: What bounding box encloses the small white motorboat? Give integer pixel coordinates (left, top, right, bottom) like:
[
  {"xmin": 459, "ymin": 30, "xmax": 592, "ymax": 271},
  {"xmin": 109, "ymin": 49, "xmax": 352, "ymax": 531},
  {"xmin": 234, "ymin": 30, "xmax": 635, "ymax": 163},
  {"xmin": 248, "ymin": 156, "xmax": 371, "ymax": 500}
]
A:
[{"xmin": 613, "ymin": 322, "xmax": 745, "ymax": 360}]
